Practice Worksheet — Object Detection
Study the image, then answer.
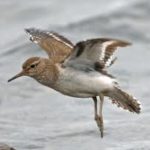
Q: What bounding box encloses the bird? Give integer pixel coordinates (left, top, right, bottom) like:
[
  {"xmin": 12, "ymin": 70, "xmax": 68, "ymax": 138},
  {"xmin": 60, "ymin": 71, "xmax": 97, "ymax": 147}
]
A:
[{"xmin": 8, "ymin": 28, "xmax": 141, "ymax": 137}]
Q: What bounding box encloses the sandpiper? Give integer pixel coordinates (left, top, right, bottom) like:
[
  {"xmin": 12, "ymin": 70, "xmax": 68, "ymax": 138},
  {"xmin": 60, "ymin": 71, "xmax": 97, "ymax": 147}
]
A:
[{"xmin": 8, "ymin": 28, "xmax": 141, "ymax": 137}]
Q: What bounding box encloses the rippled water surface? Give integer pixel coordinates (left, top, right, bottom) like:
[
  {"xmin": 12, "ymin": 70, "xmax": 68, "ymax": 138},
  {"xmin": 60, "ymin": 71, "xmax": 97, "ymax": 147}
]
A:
[{"xmin": 0, "ymin": 0, "xmax": 150, "ymax": 149}]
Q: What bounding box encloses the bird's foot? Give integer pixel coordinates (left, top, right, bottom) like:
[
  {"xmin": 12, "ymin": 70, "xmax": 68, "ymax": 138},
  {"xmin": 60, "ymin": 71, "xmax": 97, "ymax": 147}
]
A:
[{"xmin": 95, "ymin": 115, "xmax": 104, "ymax": 138}]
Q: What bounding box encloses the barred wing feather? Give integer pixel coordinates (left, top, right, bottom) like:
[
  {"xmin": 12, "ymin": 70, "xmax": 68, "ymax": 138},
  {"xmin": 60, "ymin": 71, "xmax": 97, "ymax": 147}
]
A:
[{"xmin": 25, "ymin": 28, "xmax": 74, "ymax": 63}]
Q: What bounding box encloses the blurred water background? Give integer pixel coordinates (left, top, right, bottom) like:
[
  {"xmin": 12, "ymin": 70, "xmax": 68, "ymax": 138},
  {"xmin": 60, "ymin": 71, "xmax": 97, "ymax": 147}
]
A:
[{"xmin": 0, "ymin": 0, "xmax": 150, "ymax": 149}]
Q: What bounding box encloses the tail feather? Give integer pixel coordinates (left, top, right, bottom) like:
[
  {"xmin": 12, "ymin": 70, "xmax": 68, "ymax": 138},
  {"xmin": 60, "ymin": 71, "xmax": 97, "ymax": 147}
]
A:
[{"xmin": 106, "ymin": 87, "xmax": 141, "ymax": 113}]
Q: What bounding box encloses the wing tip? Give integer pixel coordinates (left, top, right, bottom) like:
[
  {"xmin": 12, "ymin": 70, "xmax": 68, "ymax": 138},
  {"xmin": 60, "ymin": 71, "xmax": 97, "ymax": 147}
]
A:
[
  {"xmin": 24, "ymin": 27, "xmax": 36, "ymax": 34},
  {"xmin": 24, "ymin": 28, "xmax": 30, "ymax": 33},
  {"xmin": 122, "ymin": 40, "xmax": 132, "ymax": 46},
  {"xmin": 115, "ymin": 39, "xmax": 132, "ymax": 47},
  {"xmin": 24, "ymin": 27, "xmax": 56, "ymax": 39}
]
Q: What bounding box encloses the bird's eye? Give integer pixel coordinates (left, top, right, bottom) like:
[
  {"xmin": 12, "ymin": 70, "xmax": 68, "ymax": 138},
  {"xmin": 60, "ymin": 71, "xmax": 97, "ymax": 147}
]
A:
[{"xmin": 30, "ymin": 64, "xmax": 36, "ymax": 68}]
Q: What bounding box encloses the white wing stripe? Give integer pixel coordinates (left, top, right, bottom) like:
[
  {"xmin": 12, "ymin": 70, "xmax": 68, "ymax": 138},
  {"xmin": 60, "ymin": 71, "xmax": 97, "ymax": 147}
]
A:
[
  {"xmin": 99, "ymin": 41, "xmax": 115, "ymax": 61},
  {"xmin": 105, "ymin": 55, "xmax": 114, "ymax": 67},
  {"xmin": 48, "ymin": 32, "xmax": 73, "ymax": 49}
]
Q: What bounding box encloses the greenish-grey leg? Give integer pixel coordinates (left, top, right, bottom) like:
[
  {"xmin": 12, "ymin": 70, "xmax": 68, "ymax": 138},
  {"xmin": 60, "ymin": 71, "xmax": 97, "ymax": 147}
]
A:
[
  {"xmin": 93, "ymin": 96, "xmax": 104, "ymax": 138},
  {"xmin": 99, "ymin": 94, "xmax": 104, "ymax": 138}
]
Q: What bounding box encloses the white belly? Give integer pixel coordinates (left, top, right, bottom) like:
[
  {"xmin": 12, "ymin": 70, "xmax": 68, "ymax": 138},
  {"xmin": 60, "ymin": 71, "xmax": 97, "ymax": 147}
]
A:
[{"xmin": 54, "ymin": 68, "xmax": 115, "ymax": 98}]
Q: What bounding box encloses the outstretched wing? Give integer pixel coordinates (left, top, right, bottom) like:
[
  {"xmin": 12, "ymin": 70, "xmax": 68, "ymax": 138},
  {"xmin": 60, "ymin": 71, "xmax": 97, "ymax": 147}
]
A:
[
  {"xmin": 65, "ymin": 38, "xmax": 131, "ymax": 68},
  {"xmin": 25, "ymin": 28, "xmax": 74, "ymax": 63}
]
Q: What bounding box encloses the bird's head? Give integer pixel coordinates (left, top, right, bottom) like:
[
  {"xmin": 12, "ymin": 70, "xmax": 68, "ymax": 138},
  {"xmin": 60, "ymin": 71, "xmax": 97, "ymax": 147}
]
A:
[{"xmin": 8, "ymin": 57, "xmax": 46, "ymax": 82}]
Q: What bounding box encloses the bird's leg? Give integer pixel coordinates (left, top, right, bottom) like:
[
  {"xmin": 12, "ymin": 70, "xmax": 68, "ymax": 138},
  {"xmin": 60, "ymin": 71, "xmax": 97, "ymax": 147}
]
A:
[
  {"xmin": 98, "ymin": 94, "xmax": 104, "ymax": 138},
  {"xmin": 93, "ymin": 96, "xmax": 103, "ymax": 137},
  {"xmin": 93, "ymin": 97, "xmax": 98, "ymax": 120}
]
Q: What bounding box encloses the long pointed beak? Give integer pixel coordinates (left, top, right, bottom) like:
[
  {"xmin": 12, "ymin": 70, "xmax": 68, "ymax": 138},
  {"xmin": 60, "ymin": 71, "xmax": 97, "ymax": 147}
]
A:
[{"xmin": 8, "ymin": 70, "xmax": 25, "ymax": 82}]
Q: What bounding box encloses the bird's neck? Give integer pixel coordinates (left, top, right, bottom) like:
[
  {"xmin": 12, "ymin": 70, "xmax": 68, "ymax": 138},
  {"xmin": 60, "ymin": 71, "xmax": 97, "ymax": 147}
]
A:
[{"xmin": 34, "ymin": 60, "xmax": 59, "ymax": 88}]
